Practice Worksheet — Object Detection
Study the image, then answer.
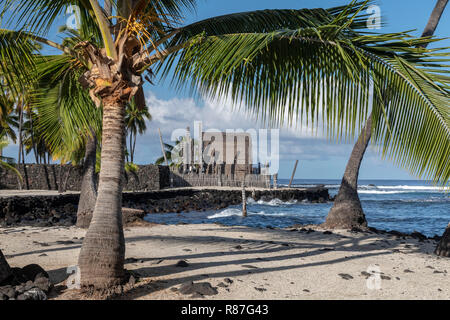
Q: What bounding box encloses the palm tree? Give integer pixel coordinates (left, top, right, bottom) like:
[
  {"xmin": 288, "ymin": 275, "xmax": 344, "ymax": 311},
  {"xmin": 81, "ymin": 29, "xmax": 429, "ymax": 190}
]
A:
[
  {"xmin": 435, "ymin": 224, "xmax": 450, "ymax": 256},
  {"xmin": 1, "ymin": 0, "xmax": 448, "ymax": 289},
  {"xmin": 31, "ymin": 29, "xmax": 103, "ymax": 228},
  {"xmin": 125, "ymin": 97, "xmax": 151, "ymax": 163},
  {"xmin": 322, "ymin": 0, "xmax": 449, "ymax": 256}
]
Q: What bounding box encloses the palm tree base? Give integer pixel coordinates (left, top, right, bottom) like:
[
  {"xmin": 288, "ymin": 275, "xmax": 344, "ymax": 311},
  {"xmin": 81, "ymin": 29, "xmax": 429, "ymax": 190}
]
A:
[
  {"xmin": 76, "ymin": 210, "xmax": 94, "ymax": 229},
  {"xmin": 78, "ymin": 226, "xmax": 125, "ymax": 289},
  {"xmin": 76, "ymin": 134, "xmax": 98, "ymax": 229},
  {"xmin": 322, "ymin": 196, "xmax": 368, "ymax": 230},
  {"xmin": 435, "ymin": 225, "xmax": 450, "ymax": 257}
]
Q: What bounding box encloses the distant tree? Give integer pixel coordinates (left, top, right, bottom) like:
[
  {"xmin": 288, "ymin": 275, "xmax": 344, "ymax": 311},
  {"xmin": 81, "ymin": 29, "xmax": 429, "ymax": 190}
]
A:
[
  {"xmin": 125, "ymin": 98, "xmax": 151, "ymax": 164},
  {"xmin": 155, "ymin": 139, "xmax": 183, "ymax": 167}
]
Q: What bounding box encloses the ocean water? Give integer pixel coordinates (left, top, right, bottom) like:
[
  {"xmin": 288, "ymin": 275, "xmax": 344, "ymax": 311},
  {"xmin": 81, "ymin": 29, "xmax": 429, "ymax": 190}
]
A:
[{"xmin": 144, "ymin": 179, "xmax": 450, "ymax": 237}]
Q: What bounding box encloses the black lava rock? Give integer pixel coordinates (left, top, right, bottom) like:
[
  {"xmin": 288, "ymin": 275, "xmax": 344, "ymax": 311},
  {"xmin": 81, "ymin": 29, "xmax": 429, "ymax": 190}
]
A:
[
  {"xmin": 176, "ymin": 260, "xmax": 190, "ymax": 268},
  {"xmin": 178, "ymin": 282, "xmax": 218, "ymax": 296},
  {"xmin": 16, "ymin": 288, "xmax": 47, "ymax": 300},
  {"xmin": 21, "ymin": 264, "xmax": 49, "ymax": 281}
]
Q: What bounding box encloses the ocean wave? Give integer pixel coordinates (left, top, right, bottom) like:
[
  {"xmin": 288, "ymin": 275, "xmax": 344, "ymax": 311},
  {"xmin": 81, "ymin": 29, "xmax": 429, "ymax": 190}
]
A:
[
  {"xmin": 397, "ymin": 197, "xmax": 449, "ymax": 203},
  {"xmin": 279, "ymin": 184, "xmax": 341, "ymax": 189},
  {"xmin": 357, "ymin": 190, "xmax": 410, "ymax": 194},
  {"xmin": 207, "ymin": 208, "xmax": 242, "ymax": 219},
  {"xmin": 375, "ymin": 185, "xmax": 449, "ymax": 191},
  {"xmin": 248, "ymin": 198, "xmax": 298, "ymax": 206},
  {"xmin": 207, "ymin": 208, "xmax": 296, "ymax": 219},
  {"xmin": 283, "ymin": 183, "xmax": 448, "ymax": 192}
]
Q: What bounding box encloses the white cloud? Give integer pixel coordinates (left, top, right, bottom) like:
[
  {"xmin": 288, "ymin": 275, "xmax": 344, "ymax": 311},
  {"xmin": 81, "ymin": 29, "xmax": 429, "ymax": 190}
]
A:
[{"xmin": 139, "ymin": 90, "xmax": 363, "ymax": 165}]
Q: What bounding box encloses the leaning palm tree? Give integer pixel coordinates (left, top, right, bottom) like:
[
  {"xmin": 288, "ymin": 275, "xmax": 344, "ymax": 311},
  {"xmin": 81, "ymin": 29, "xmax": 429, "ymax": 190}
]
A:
[
  {"xmin": 322, "ymin": 0, "xmax": 449, "ymax": 257},
  {"xmin": 125, "ymin": 97, "xmax": 151, "ymax": 163},
  {"xmin": 1, "ymin": 0, "xmax": 449, "ymax": 289}
]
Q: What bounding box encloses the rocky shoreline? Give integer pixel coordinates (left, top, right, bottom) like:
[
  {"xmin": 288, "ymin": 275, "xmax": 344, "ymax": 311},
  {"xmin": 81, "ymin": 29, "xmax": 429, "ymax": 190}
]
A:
[
  {"xmin": 0, "ymin": 264, "xmax": 52, "ymax": 300},
  {"xmin": 0, "ymin": 188, "xmax": 330, "ymax": 227}
]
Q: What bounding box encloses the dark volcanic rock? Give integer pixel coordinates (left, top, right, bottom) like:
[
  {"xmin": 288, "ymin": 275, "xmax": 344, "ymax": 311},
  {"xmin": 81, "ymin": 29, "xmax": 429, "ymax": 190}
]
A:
[
  {"xmin": 0, "ymin": 285, "xmax": 16, "ymax": 299},
  {"xmin": 178, "ymin": 282, "xmax": 218, "ymax": 296},
  {"xmin": 339, "ymin": 273, "xmax": 354, "ymax": 280},
  {"xmin": 33, "ymin": 277, "xmax": 52, "ymax": 293},
  {"xmin": 411, "ymin": 231, "xmax": 427, "ymax": 241},
  {"xmin": 21, "ymin": 264, "xmax": 49, "ymax": 281},
  {"xmin": 0, "ymin": 264, "xmax": 51, "ymax": 300},
  {"xmin": 175, "ymin": 260, "xmax": 190, "ymax": 268},
  {"xmin": 404, "ymin": 269, "xmax": 414, "ymax": 273},
  {"xmin": 17, "ymin": 288, "xmax": 47, "ymax": 300},
  {"xmin": 122, "ymin": 208, "xmax": 145, "ymax": 225},
  {"xmin": 0, "ymin": 186, "xmax": 330, "ymax": 227}
]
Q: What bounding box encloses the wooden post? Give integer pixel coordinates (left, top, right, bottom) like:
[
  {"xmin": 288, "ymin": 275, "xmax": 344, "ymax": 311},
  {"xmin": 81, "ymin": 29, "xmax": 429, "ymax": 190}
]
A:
[
  {"xmin": 185, "ymin": 126, "xmax": 191, "ymax": 173},
  {"xmin": 242, "ymin": 181, "xmax": 247, "ymax": 217},
  {"xmin": 158, "ymin": 128, "xmax": 169, "ymax": 166},
  {"xmin": 288, "ymin": 160, "xmax": 299, "ymax": 188}
]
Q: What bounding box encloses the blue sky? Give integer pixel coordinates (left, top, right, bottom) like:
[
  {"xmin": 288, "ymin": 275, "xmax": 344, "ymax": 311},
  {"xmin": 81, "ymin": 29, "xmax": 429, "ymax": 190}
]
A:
[{"xmin": 3, "ymin": 0, "xmax": 449, "ymax": 179}]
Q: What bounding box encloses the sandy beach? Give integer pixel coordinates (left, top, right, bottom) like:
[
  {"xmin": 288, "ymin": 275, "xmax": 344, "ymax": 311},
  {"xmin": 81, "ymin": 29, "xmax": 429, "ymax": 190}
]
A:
[{"xmin": 1, "ymin": 223, "xmax": 448, "ymax": 300}]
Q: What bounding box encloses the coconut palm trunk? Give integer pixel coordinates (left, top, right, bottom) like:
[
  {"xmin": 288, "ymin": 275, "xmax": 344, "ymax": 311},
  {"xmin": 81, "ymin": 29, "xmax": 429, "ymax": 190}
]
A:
[
  {"xmin": 422, "ymin": 0, "xmax": 449, "ymax": 38},
  {"xmin": 435, "ymin": 223, "xmax": 450, "ymax": 257},
  {"xmin": 0, "ymin": 248, "xmax": 12, "ymax": 284},
  {"xmin": 76, "ymin": 133, "xmax": 98, "ymax": 228},
  {"xmin": 17, "ymin": 104, "xmax": 23, "ymax": 190},
  {"xmin": 324, "ymin": 0, "xmax": 448, "ymax": 231},
  {"xmin": 428, "ymin": 0, "xmax": 450, "ymax": 258},
  {"xmin": 78, "ymin": 99, "xmax": 126, "ymax": 288},
  {"xmin": 323, "ymin": 116, "xmax": 372, "ymax": 229}
]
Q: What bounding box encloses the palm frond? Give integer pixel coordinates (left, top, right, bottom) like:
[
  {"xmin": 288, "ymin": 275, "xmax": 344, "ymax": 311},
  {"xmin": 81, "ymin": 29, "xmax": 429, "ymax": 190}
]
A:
[
  {"xmin": 168, "ymin": 6, "xmax": 450, "ymax": 185},
  {"xmin": 0, "ymin": 29, "xmax": 37, "ymax": 96},
  {"xmin": 32, "ymin": 54, "xmax": 102, "ymax": 163}
]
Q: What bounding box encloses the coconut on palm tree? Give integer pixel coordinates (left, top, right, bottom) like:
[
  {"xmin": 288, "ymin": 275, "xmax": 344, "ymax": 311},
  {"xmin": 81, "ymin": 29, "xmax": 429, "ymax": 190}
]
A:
[{"xmin": 1, "ymin": 0, "xmax": 449, "ymax": 289}]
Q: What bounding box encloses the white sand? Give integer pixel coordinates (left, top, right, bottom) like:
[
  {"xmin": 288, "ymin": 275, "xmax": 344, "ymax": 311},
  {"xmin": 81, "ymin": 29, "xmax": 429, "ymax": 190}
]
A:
[{"xmin": 0, "ymin": 224, "xmax": 448, "ymax": 300}]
